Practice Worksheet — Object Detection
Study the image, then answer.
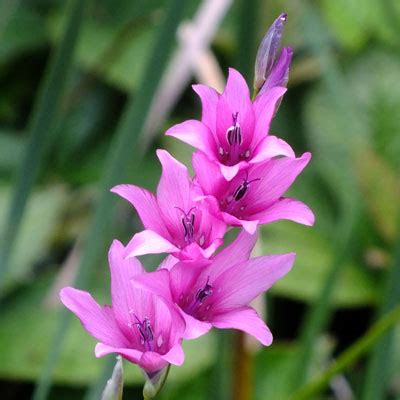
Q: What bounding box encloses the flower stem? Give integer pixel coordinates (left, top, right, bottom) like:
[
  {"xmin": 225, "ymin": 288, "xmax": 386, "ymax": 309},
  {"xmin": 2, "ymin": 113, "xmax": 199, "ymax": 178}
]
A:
[
  {"xmin": 290, "ymin": 303, "xmax": 400, "ymax": 400},
  {"xmin": 232, "ymin": 331, "xmax": 252, "ymax": 400},
  {"xmin": 143, "ymin": 365, "xmax": 171, "ymax": 400}
]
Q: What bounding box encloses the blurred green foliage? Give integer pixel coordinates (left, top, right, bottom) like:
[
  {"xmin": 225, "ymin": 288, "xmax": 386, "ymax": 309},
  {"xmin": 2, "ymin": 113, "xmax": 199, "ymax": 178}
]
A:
[{"xmin": 0, "ymin": 0, "xmax": 399, "ymax": 399}]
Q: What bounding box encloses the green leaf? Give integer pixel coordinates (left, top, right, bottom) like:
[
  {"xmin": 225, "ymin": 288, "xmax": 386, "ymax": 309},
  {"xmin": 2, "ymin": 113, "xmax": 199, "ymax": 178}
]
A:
[
  {"xmin": 0, "ymin": 3, "xmax": 48, "ymax": 65},
  {"xmin": 0, "ymin": 0, "xmax": 87, "ymax": 293},
  {"xmin": 291, "ymin": 304, "xmax": 400, "ymax": 400},
  {"xmin": 0, "ymin": 185, "xmax": 68, "ymax": 292},
  {"xmin": 0, "ymin": 131, "xmax": 24, "ymax": 172},
  {"xmin": 262, "ymin": 222, "xmax": 378, "ymax": 307},
  {"xmin": 254, "ymin": 338, "xmax": 334, "ymax": 400},
  {"xmin": 355, "ymin": 148, "xmax": 399, "ymax": 243}
]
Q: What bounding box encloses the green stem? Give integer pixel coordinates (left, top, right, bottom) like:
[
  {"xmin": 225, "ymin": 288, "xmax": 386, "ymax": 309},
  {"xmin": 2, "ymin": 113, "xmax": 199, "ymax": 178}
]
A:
[
  {"xmin": 143, "ymin": 365, "xmax": 171, "ymax": 399},
  {"xmin": 290, "ymin": 304, "xmax": 400, "ymax": 400},
  {"xmin": 0, "ymin": 0, "xmax": 86, "ymax": 295},
  {"xmin": 289, "ymin": 204, "xmax": 359, "ymax": 390},
  {"xmin": 361, "ymin": 221, "xmax": 400, "ymax": 400}
]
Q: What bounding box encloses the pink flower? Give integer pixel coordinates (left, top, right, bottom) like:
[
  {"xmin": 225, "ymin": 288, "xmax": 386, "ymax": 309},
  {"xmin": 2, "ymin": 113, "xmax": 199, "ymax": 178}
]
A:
[
  {"xmin": 133, "ymin": 231, "xmax": 295, "ymax": 345},
  {"xmin": 192, "ymin": 150, "xmax": 315, "ymax": 234},
  {"xmin": 60, "ymin": 240, "xmax": 186, "ymax": 374},
  {"xmin": 111, "ymin": 149, "xmax": 226, "ymax": 261},
  {"xmin": 165, "ymin": 68, "xmax": 294, "ymax": 181}
]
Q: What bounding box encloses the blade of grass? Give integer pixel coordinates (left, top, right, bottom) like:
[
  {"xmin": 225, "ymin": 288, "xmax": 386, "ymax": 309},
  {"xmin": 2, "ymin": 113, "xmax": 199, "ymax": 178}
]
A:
[
  {"xmin": 290, "ymin": 304, "xmax": 400, "ymax": 400},
  {"xmin": 289, "ymin": 206, "xmax": 359, "ymax": 390},
  {"xmin": 84, "ymin": 357, "xmax": 117, "ymax": 400},
  {"xmin": 32, "ymin": 1, "xmax": 187, "ymax": 399},
  {"xmin": 0, "ymin": 0, "xmax": 19, "ymax": 39},
  {"xmin": 289, "ymin": 0, "xmax": 364, "ymax": 389},
  {"xmin": 232, "ymin": 3, "xmax": 259, "ymax": 398},
  {"xmin": 361, "ymin": 222, "xmax": 400, "ymax": 400},
  {"xmin": 208, "ymin": 331, "xmax": 233, "ymax": 400},
  {"xmin": 0, "ymin": 0, "xmax": 87, "ymax": 294},
  {"xmin": 235, "ymin": 0, "xmax": 259, "ymax": 81}
]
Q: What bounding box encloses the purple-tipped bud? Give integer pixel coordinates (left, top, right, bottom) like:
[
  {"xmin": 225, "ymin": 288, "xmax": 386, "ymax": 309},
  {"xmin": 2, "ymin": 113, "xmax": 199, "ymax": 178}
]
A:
[
  {"xmin": 254, "ymin": 13, "xmax": 288, "ymax": 92},
  {"xmin": 259, "ymin": 47, "xmax": 293, "ymax": 96}
]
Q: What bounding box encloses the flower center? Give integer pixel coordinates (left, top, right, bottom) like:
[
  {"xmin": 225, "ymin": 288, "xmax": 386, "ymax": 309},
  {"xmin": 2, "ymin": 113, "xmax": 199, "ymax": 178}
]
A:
[
  {"xmin": 175, "ymin": 206, "xmax": 196, "ymax": 243},
  {"xmin": 232, "ymin": 173, "xmax": 261, "ymax": 202},
  {"xmin": 184, "ymin": 277, "xmax": 214, "ymax": 316},
  {"xmin": 131, "ymin": 314, "xmax": 154, "ymax": 352},
  {"xmin": 226, "ymin": 112, "xmax": 242, "ymax": 146},
  {"xmin": 195, "ymin": 276, "xmax": 213, "ymax": 304}
]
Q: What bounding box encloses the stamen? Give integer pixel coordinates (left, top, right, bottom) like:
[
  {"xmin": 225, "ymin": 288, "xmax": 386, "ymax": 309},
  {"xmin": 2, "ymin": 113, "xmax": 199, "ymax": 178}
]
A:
[
  {"xmin": 195, "ymin": 276, "xmax": 213, "ymax": 304},
  {"xmin": 232, "ymin": 172, "xmax": 261, "ymax": 201},
  {"xmin": 226, "ymin": 112, "xmax": 242, "ymax": 146},
  {"xmin": 132, "ymin": 315, "xmax": 154, "ymax": 351},
  {"xmin": 175, "ymin": 206, "xmax": 196, "ymax": 243}
]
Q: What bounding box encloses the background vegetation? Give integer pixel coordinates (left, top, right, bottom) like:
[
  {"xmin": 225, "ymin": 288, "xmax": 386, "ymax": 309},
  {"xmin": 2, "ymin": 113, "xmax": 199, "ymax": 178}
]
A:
[{"xmin": 0, "ymin": 0, "xmax": 399, "ymax": 399}]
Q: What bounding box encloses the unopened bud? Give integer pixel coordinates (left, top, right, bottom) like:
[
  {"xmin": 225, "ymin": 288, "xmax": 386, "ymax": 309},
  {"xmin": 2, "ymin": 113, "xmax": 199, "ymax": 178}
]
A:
[
  {"xmin": 254, "ymin": 13, "xmax": 288, "ymax": 93},
  {"xmin": 259, "ymin": 47, "xmax": 293, "ymax": 96},
  {"xmin": 101, "ymin": 356, "xmax": 124, "ymax": 400}
]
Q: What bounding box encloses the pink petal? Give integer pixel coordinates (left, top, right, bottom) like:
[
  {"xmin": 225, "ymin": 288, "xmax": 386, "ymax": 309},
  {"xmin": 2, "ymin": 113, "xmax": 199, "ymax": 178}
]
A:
[
  {"xmin": 177, "ymin": 242, "xmax": 208, "ymax": 262},
  {"xmin": 252, "ymin": 86, "xmax": 287, "ymax": 145},
  {"xmin": 160, "ymin": 342, "xmax": 185, "ymax": 366},
  {"xmin": 199, "ymin": 238, "xmax": 223, "ymax": 259},
  {"xmin": 169, "ymin": 262, "xmax": 204, "ymax": 302},
  {"xmin": 221, "ymin": 212, "xmax": 259, "ymax": 234},
  {"xmin": 211, "ymin": 307, "xmax": 272, "ymax": 346},
  {"xmin": 213, "ymin": 253, "xmax": 296, "ymax": 312},
  {"xmin": 132, "ymin": 269, "xmax": 173, "ymax": 303},
  {"xmin": 95, "ymin": 343, "xmax": 142, "ymax": 364},
  {"xmin": 140, "ymin": 352, "xmax": 171, "ymax": 372},
  {"xmin": 180, "ymin": 311, "xmax": 213, "ymax": 340},
  {"xmin": 156, "ymin": 149, "xmax": 192, "ymax": 234},
  {"xmin": 165, "ymin": 120, "xmax": 215, "ymax": 154},
  {"xmin": 250, "ymin": 135, "xmax": 295, "ymax": 164},
  {"xmin": 151, "ymin": 296, "xmax": 186, "ymax": 351},
  {"xmin": 254, "ymin": 198, "xmax": 315, "ymax": 226},
  {"xmin": 125, "ymin": 229, "xmax": 179, "ymax": 257},
  {"xmin": 221, "ymin": 68, "xmax": 251, "ymax": 114},
  {"xmin": 192, "ymin": 84, "xmax": 219, "ymax": 133},
  {"xmin": 60, "ymin": 287, "xmax": 128, "ymax": 347},
  {"xmin": 219, "ymin": 163, "xmax": 240, "ymax": 181},
  {"xmin": 108, "ymin": 240, "xmax": 147, "ymax": 331},
  {"xmin": 157, "ymin": 254, "xmax": 179, "ymax": 271},
  {"xmin": 110, "ymin": 184, "xmax": 169, "ymax": 238},
  {"xmin": 96, "ymin": 343, "xmax": 167, "ymax": 373},
  {"xmin": 204, "ymin": 230, "xmax": 258, "ymax": 279},
  {"xmin": 193, "ymin": 152, "xmax": 228, "ymax": 196},
  {"xmin": 216, "ymin": 69, "xmax": 255, "ymax": 151},
  {"xmin": 247, "ymin": 152, "xmax": 312, "ymax": 208}
]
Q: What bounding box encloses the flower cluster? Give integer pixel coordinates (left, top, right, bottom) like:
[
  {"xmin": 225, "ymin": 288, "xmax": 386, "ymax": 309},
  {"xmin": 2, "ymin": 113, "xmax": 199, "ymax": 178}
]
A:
[{"xmin": 60, "ymin": 13, "xmax": 314, "ymax": 382}]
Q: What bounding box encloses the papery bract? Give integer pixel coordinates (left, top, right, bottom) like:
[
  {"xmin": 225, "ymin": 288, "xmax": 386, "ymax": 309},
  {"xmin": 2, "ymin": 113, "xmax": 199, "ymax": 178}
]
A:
[
  {"xmin": 192, "ymin": 150, "xmax": 314, "ymax": 234},
  {"xmin": 60, "ymin": 240, "xmax": 186, "ymax": 374},
  {"xmin": 166, "ymin": 68, "xmax": 294, "ymax": 181},
  {"xmin": 133, "ymin": 231, "xmax": 295, "ymax": 344},
  {"xmin": 111, "ymin": 149, "xmax": 226, "ymax": 261}
]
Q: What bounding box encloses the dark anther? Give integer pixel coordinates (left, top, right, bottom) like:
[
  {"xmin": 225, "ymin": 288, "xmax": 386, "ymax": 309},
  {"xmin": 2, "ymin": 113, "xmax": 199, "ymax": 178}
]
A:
[
  {"xmin": 134, "ymin": 315, "xmax": 154, "ymax": 349},
  {"xmin": 195, "ymin": 276, "xmax": 213, "ymax": 304},
  {"xmin": 175, "ymin": 206, "xmax": 196, "ymax": 243},
  {"xmin": 226, "ymin": 112, "xmax": 242, "ymax": 146},
  {"xmin": 233, "ymin": 172, "xmax": 261, "ymax": 201}
]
